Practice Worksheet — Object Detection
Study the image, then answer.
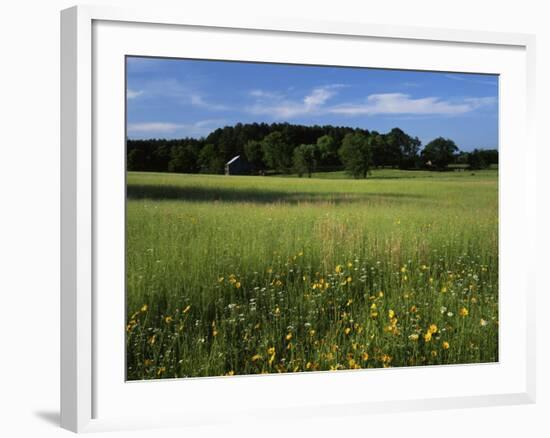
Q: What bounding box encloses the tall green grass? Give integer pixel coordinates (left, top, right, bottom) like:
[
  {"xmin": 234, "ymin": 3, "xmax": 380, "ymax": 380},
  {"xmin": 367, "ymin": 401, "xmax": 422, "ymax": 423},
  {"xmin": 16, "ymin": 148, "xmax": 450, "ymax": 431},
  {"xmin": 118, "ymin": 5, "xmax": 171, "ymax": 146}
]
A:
[{"xmin": 126, "ymin": 170, "xmax": 498, "ymax": 379}]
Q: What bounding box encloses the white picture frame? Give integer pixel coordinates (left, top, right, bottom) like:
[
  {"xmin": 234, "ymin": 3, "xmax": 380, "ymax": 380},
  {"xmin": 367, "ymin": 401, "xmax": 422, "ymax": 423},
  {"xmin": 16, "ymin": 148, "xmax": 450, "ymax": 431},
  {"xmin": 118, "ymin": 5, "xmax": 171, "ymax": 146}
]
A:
[{"xmin": 60, "ymin": 4, "xmax": 537, "ymax": 433}]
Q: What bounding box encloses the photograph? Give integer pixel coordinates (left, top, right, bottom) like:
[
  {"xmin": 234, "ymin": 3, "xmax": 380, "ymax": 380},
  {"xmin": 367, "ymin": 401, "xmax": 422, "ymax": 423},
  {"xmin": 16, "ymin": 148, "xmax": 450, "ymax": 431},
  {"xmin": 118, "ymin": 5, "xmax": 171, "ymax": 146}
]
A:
[{"xmin": 125, "ymin": 56, "xmax": 499, "ymax": 380}]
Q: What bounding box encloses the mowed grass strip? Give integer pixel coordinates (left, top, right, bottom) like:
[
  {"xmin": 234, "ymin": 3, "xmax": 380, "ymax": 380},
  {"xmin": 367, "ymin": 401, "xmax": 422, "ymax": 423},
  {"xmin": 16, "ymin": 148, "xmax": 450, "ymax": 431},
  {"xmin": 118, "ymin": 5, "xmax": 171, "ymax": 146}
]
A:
[{"xmin": 126, "ymin": 169, "xmax": 498, "ymax": 379}]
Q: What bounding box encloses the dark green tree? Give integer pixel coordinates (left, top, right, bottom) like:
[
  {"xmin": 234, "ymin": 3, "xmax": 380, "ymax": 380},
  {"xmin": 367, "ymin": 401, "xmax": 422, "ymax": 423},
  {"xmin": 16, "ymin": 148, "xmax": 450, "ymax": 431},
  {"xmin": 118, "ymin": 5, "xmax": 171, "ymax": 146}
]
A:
[
  {"xmin": 467, "ymin": 149, "xmax": 489, "ymax": 170},
  {"xmin": 198, "ymin": 143, "xmax": 225, "ymax": 174},
  {"xmin": 421, "ymin": 137, "xmax": 459, "ymax": 170},
  {"xmin": 370, "ymin": 133, "xmax": 388, "ymax": 168},
  {"xmin": 244, "ymin": 140, "xmax": 264, "ymax": 168},
  {"xmin": 386, "ymin": 127, "xmax": 421, "ymax": 169},
  {"xmin": 338, "ymin": 132, "xmax": 373, "ymax": 178},
  {"xmin": 261, "ymin": 131, "xmax": 294, "ymax": 173},
  {"xmin": 292, "ymin": 144, "xmax": 318, "ymax": 177},
  {"xmin": 168, "ymin": 145, "xmax": 198, "ymax": 173},
  {"xmin": 316, "ymin": 134, "xmax": 338, "ymax": 164},
  {"xmin": 127, "ymin": 148, "xmax": 147, "ymax": 171},
  {"xmin": 479, "ymin": 149, "xmax": 498, "ymax": 166}
]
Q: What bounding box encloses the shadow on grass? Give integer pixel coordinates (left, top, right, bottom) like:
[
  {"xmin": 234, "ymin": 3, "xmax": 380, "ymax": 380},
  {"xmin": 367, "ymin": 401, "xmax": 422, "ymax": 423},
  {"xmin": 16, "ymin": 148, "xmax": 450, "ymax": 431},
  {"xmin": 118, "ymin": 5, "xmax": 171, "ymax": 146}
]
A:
[{"xmin": 127, "ymin": 184, "xmax": 425, "ymax": 205}]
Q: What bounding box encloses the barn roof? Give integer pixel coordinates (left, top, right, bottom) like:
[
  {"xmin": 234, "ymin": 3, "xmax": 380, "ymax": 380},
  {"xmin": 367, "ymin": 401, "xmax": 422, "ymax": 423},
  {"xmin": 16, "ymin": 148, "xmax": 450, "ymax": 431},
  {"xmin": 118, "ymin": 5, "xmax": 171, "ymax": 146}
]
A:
[{"xmin": 226, "ymin": 155, "xmax": 241, "ymax": 165}]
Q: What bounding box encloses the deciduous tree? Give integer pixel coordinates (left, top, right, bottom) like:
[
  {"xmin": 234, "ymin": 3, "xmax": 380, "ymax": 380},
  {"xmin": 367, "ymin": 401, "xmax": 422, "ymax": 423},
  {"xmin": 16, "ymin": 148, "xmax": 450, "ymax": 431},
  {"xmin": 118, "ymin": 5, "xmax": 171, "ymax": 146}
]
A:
[
  {"xmin": 339, "ymin": 132, "xmax": 373, "ymax": 178},
  {"xmin": 421, "ymin": 137, "xmax": 459, "ymax": 170},
  {"xmin": 293, "ymin": 144, "xmax": 318, "ymax": 177}
]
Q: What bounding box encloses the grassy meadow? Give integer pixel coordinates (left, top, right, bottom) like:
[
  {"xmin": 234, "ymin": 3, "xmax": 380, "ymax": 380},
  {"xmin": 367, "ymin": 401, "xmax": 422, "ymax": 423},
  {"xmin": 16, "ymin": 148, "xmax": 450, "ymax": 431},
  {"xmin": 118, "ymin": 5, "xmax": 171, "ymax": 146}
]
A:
[{"xmin": 126, "ymin": 169, "xmax": 498, "ymax": 380}]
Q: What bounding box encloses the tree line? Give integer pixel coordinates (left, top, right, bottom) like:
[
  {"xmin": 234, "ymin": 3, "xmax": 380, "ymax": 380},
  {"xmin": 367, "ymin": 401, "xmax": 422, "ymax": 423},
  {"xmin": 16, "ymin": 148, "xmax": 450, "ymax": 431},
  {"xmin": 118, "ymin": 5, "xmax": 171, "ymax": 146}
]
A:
[{"xmin": 127, "ymin": 122, "xmax": 498, "ymax": 178}]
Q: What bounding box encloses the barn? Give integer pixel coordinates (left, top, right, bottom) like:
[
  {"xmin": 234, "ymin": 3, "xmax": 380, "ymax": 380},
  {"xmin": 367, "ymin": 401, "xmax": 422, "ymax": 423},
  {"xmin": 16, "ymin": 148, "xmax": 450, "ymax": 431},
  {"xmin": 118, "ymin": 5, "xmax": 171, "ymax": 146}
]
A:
[{"xmin": 225, "ymin": 155, "xmax": 255, "ymax": 175}]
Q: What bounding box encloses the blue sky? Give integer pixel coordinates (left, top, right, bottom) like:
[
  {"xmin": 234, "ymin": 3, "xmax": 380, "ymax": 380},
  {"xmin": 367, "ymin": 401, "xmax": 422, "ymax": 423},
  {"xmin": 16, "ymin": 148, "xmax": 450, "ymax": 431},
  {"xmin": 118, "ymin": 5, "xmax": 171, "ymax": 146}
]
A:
[{"xmin": 126, "ymin": 56, "xmax": 498, "ymax": 151}]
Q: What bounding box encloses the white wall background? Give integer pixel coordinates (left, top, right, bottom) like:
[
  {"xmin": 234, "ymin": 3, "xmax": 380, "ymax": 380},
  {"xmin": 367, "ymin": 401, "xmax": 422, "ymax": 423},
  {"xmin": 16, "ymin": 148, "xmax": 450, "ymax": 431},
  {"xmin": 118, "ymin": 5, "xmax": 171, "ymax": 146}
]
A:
[{"xmin": 0, "ymin": 1, "xmax": 547, "ymax": 436}]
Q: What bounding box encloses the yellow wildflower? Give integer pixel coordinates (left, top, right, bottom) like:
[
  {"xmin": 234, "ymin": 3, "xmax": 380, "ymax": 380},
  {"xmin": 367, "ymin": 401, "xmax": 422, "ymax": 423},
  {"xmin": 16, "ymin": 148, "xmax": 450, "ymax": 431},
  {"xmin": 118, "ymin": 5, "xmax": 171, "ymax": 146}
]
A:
[
  {"xmin": 141, "ymin": 304, "xmax": 148, "ymax": 312},
  {"xmin": 344, "ymin": 327, "xmax": 351, "ymax": 335},
  {"xmin": 459, "ymin": 307, "xmax": 469, "ymax": 317},
  {"xmin": 335, "ymin": 265, "xmax": 343, "ymax": 274},
  {"xmin": 409, "ymin": 333, "xmax": 419, "ymax": 341},
  {"xmin": 235, "ymin": 281, "xmax": 241, "ymax": 289},
  {"xmin": 286, "ymin": 333, "xmax": 293, "ymax": 341},
  {"xmin": 164, "ymin": 316, "xmax": 173, "ymax": 324},
  {"xmin": 428, "ymin": 324, "xmax": 438, "ymax": 334},
  {"xmin": 442, "ymin": 341, "xmax": 450, "ymax": 350},
  {"xmin": 388, "ymin": 309, "xmax": 395, "ymax": 319},
  {"xmin": 424, "ymin": 332, "xmax": 432, "ymax": 342},
  {"xmin": 362, "ymin": 352, "xmax": 369, "ymax": 361}
]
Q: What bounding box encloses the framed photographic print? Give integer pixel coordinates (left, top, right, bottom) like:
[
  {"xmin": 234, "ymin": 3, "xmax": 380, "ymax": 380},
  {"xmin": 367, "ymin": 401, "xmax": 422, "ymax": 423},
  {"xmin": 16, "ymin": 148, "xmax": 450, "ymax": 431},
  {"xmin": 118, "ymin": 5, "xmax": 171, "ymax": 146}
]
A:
[{"xmin": 61, "ymin": 5, "xmax": 536, "ymax": 432}]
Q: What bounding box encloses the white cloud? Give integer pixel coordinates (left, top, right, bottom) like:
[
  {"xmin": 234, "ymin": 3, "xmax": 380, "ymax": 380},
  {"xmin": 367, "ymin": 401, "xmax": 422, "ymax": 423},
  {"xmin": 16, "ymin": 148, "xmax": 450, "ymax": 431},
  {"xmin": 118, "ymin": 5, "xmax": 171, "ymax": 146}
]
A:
[
  {"xmin": 127, "ymin": 79, "xmax": 227, "ymax": 110},
  {"xmin": 329, "ymin": 93, "xmax": 495, "ymax": 116},
  {"xmin": 246, "ymin": 85, "xmax": 496, "ymax": 119},
  {"xmin": 463, "ymin": 97, "xmax": 498, "ymax": 107},
  {"xmin": 247, "ymin": 84, "xmax": 344, "ymax": 118},
  {"xmin": 249, "ymin": 89, "xmax": 283, "ymax": 99},
  {"xmin": 303, "ymin": 86, "xmax": 337, "ymax": 107},
  {"xmin": 190, "ymin": 94, "xmax": 228, "ymax": 111},
  {"xmin": 127, "ymin": 89, "xmax": 143, "ymax": 99},
  {"xmin": 445, "ymin": 74, "xmax": 498, "ymax": 86},
  {"xmin": 127, "ymin": 119, "xmax": 226, "ymax": 137},
  {"xmin": 127, "ymin": 122, "xmax": 182, "ymax": 133}
]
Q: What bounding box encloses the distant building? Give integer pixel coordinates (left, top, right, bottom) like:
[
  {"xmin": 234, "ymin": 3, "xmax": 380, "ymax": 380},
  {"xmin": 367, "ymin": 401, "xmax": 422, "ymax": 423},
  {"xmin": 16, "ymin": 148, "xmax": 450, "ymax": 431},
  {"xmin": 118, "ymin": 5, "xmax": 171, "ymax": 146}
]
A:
[{"xmin": 225, "ymin": 155, "xmax": 255, "ymax": 175}]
